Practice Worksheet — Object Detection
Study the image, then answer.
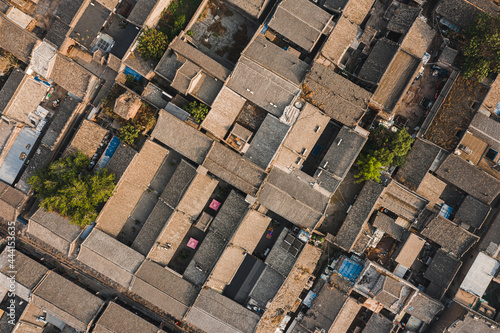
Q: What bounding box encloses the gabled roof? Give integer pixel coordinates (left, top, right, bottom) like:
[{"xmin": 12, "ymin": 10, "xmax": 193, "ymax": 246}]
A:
[
  {"xmin": 320, "ymin": 16, "xmax": 359, "ymax": 65},
  {"xmin": 435, "ymin": 0, "xmax": 498, "ymax": 30},
  {"xmin": 359, "ymin": 38, "xmax": 399, "ymax": 84},
  {"xmin": 257, "ymin": 168, "xmax": 329, "ymax": 229},
  {"xmin": 77, "ymin": 228, "xmax": 145, "ymax": 288},
  {"xmin": 32, "ymin": 271, "xmax": 104, "ymax": 332},
  {"xmin": 39, "ymin": 96, "xmax": 79, "ymax": 150},
  {"xmin": 400, "ymin": 16, "xmax": 435, "ymax": 58},
  {"xmin": 96, "ymin": 0, "xmax": 119, "ymax": 11},
  {"xmin": 151, "ymin": 109, "xmax": 213, "ymax": 164},
  {"xmin": 394, "ymin": 138, "xmax": 441, "ymax": 191},
  {"xmin": 377, "ymin": 181, "xmax": 427, "ymax": 222},
  {"xmin": 105, "ymin": 143, "xmax": 137, "ymax": 182},
  {"xmin": 203, "ymin": 142, "xmax": 267, "ymax": 195},
  {"xmin": 55, "ymin": 0, "xmax": 85, "ymax": 25},
  {"xmin": 334, "ymin": 181, "xmax": 384, "ymax": 252},
  {"xmin": 303, "ymin": 63, "xmax": 372, "ymax": 127},
  {"xmin": 424, "ymin": 249, "xmax": 462, "ymax": 297},
  {"xmin": 395, "ymin": 233, "xmax": 426, "ymax": 268},
  {"xmin": 159, "ymin": 159, "xmax": 197, "ymax": 208},
  {"xmin": 28, "ymin": 208, "xmax": 81, "ymax": 255},
  {"xmin": 127, "ymin": 0, "xmax": 157, "ymax": 26},
  {"xmin": 224, "ymin": 0, "xmax": 270, "ymax": 18},
  {"xmin": 0, "ymin": 181, "xmax": 26, "ymax": 222},
  {"xmin": 468, "ymin": 111, "xmax": 500, "ymax": 153},
  {"xmin": 93, "ymin": 302, "xmax": 162, "ymax": 333},
  {"xmin": 2, "ymin": 74, "xmax": 48, "ymax": 124},
  {"xmin": 454, "ymin": 195, "xmax": 490, "ymax": 229},
  {"xmin": 69, "ymin": 1, "xmax": 110, "ymax": 49},
  {"xmin": 130, "ymin": 260, "xmax": 199, "ymax": 319},
  {"xmin": 436, "ymin": 154, "xmax": 500, "ymax": 205},
  {"xmin": 65, "ymin": 120, "xmax": 107, "ymax": 158},
  {"xmin": 342, "ymin": 0, "xmax": 376, "ymax": 25},
  {"xmin": 404, "ymin": 292, "xmax": 444, "ymax": 324},
  {"xmin": 185, "ymin": 288, "xmax": 260, "ymax": 333},
  {"xmin": 422, "ymin": 215, "xmax": 479, "ymax": 258},
  {"xmin": 0, "ymin": 249, "xmax": 48, "ymax": 290},
  {"xmin": 207, "ymin": 190, "xmax": 248, "ymax": 240},
  {"xmin": 248, "ymin": 266, "xmax": 284, "ymax": 308},
  {"xmin": 244, "ymin": 113, "xmax": 290, "ymax": 169},
  {"xmin": 47, "ymin": 54, "xmax": 97, "ymax": 100},
  {"xmin": 0, "ymin": 13, "xmax": 38, "ymax": 64},
  {"xmin": 372, "ymin": 211, "xmax": 405, "ymax": 241},
  {"xmin": 362, "ymin": 313, "xmax": 393, "ymax": 333},
  {"xmin": 0, "ymin": 68, "xmax": 24, "ymax": 113},
  {"xmin": 387, "ymin": 4, "xmax": 420, "ymax": 34},
  {"xmin": 268, "ymin": 0, "xmax": 332, "ymax": 52}
]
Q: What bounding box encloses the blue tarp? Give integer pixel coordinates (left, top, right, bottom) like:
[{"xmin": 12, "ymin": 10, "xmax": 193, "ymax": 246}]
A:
[
  {"xmin": 96, "ymin": 136, "xmax": 120, "ymax": 170},
  {"xmin": 338, "ymin": 257, "xmax": 363, "ymax": 282},
  {"xmin": 124, "ymin": 66, "xmax": 143, "ymax": 81}
]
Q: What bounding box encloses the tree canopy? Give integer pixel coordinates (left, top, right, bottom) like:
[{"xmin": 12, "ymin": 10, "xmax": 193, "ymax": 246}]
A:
[
  {"xmin": 463, "ymin": 13, "xmax": 500, "ymax": 80},
  {"xmin": 137, "ymin": 27, "xmax": 169, "ymax": 59},
  {"xmin": 355, "ymin": 126, "xmax": 414, "ymax": 183},
  {"xmin": 119, "ymin": 123, "xmax": 141, "ymax": 145},
  {"xmin": 183, "ymin": 101, "xmax": 210, "ymax": 123},
  {"xmin": 28, "ymin": 151, "xmax": 115, "ymax": 227}
]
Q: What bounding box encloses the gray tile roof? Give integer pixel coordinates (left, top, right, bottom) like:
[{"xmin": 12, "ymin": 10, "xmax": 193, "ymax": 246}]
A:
[
  {"xmin": 386, "ymin": 4, "xmax": 420, "ymax": 34},
  {"xmin": 203, "ymin": 142, "xmax": 267, "ymax": 195},
  {"xmin": 404, "ymin": 292, "xmax": 444, "ymax": 324},
  {"xmin": 32, "ymin": 271, "xmax": 104, "ymax": 332},
  {"xmin": 94, "ymin": 302, "xmax": 161, "ymax": 333},
  {"xmin": 468, "ymin": 112, "xmax": 500, "ymax": 152},
  {"xmin": 377, "ymin": 181, "xmax": 427, "ymax": 222},
  {"xmin": 394, "ymin": 138, "xmax": 441, "ymax": 191},
  {"xmin": 436, "ymin": 154, "xmax": 500, "ymax": 205},
  {"xmin": 248, "ymin": 266, "xmax": 284, "ymax": 308},
  {"xmin": 0, "ymin": 13, "xmax": 38, "ymax": 64},
  {"xmin": 265, "ymin": 228, "xmax": 299, "ymax": 276},
  {"xmin": 0, "ymin": 249, "xmax": 48, "ymax": 290},
  {"xmin": 257, "ymin": 168, "xmax": 329, "ymax": 229},
  {"xmin": 159, "ymin": 159, "xmax": 197, "ymax": 208},
  {"xmin": 78, "ymin": 228, "xmax": 145, "ymax": 288},
  {"xmin": 0, "ymin": 68, "xmax": 24, "ymax": 114},
  {"xmin": 435, "ymin": 0, "xmax": 494, "ymax": 30},
  {"xmin": 244, "ymin": 113, "xmax": 290, "ymax": 169},
  {"xmin": 69, "ymin": 1, "xmax": 111, "ymax": 49},
  {"xmin": 334, "ymin": 181, "xmax": 384, "ymax": 251},
  {"xmin": 268, "ymin": 0, "xmax": 332, "ymax": 52},
  {"xmin": 454, "ymin": 195, "xmax": 490, "ymax": 229},
  {"xmin": 423, "ymin": 249, "xmax": 461, "ymax": 296},
  {"xmin": 55, "ymin": 0, "xmax": 85, "ymax": 25},
  {"xmin": 208, "ymin": 190, "xmax": 248, "ymax": 240},
  {"xmin": 422, "ymin": 214, "xmax": 479, "ymax": 258},
  {"xmin": 224, "ymin": 0, "xmax": 269, "ymax": 18},
  {"xmin": 47, "ymin": 55, "xmax": 96, "ymax": 100},
  {"xmin": 151, "ymin": 110, "xmax": 213, "ymax": 164},
  {"xmin": 127, "ymin": 0, "xmax": 157, "ymax": 26},
  {"xmin": 40, "ymin": 96, "xmax": 79, "ymax": 150},
  {"xmin": 105, "ymin": 143, "xmax": 137, "ymax": 182},
  {"xmin": 16, "ymin": 145, "xmax": 53, "ymax": 194},
  {"xmin": 362, "ymin": 313, "xmax": 393, "ymax": 333},
  {"xmin": 185, "ymin": 288, "xmax": 260, "ymax": 333},
  {"xmin": 359, "ymin": 38, "xmax": 399, "ymax": 84},
  {"xmin": 304, "ymin": 63, "xmax": 371, "ymax": 127},
  {"xmin": 372, "ymin": 211, "xmax": 405, "ymax": 241},
  {"xmin": 141, "ymin": 82, "xmax": 168, "ymax": 110}
]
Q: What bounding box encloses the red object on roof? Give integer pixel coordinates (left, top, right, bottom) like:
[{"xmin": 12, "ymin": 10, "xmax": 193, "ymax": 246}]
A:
[
  {"xmin": 209, "ymin": 199, "xmax": 221, "ymax": 211},
  {"xmin": 187, "ymin": 238, "xmax": 199, "ymax": 249}
]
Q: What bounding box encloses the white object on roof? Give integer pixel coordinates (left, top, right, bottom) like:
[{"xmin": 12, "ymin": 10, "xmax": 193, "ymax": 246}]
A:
[
  {"xmin": 460, "ymin": 252, "xmax": 500, "ymax": 298},
  {"xmin": 6, "ymin": 7, "xmax": 33, "ymax": 29}
]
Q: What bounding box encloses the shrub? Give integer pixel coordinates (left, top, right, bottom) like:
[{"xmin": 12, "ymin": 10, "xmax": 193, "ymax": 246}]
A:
[
  {"xmin": 119, "ymin": 123, "xmax": 141, "ymax": 145},
  {"xmin": 182, "ymin": 101, "xmax": 210, "ymax": 123},
  {"xmin": 137, "ymin": 27, "xmax": 169, "ymax": 59}
]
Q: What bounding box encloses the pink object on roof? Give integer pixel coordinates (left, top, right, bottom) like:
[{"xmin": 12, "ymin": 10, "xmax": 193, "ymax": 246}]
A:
[
  {"xmin": 187, "ymin": 238, "xmax": 199, "ymax": 249},
  {"xmin": 209, "ymin": 199, "xmax": 221, "ymax": 211}
]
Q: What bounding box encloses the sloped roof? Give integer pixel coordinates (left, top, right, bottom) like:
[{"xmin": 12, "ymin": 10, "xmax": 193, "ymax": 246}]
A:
[
  {"xmin": 186, "ymin": 288, "xmax": 260, "ymax": 333},
  {"xmin": 151, "ymin": 109, "xmax": 213, "ymax": 164},
  {"xmin": 0, "ymin": 68, "xmax": 24, "ymax": 113},
  {"xmin": 359, "ymin": 38, "xmax": 399, "ymax": 84},
  {"xmin": 424, "ymin": 249, "xmax": 462, "ymax": 295},
  {"xmin": 45, "ymin": 18, "xmax": 70, "ymax": 49},
  {"xmin": 377, "ymin": 181, "xmax": 427, "ymax": 222},
  {"xmin": 32, "ymin": 271, "xmax": 104, "ymax": 332},
  {"xmin": 400, "ymin": 16, "xmax": 435, "ymax": 58},
  {"xmin": 362, "ymin": 313, "xmax": 393, "ymax": 333},
  {"xmin": 40, "ymin": 96, "xmax": 79, "ymax": 150},
  {"xmin": 395, "ymin": 233, "xmax": 426, "ymax": 268},
  {"xmin": 387, "ymin": 4, "xmax": 420, "ymax": 34},
  {"xmin": 0, "ymin": 13, "xmax": 38, "ymax": 64},
  {"xmin": 93, "ymin": 302, "xmax": 161, "ymax": 333},
  {"xmin": 454, "ymin": 195, "xmax": 490, "ymax": 229},
  {"xmin": 404, "ymin": 292, "xmax": 444, "ymax": 324},
  {"xmin": 435, "ymin": 0, "xmax": 497, "ymax": 30},
  {"xmin": 159, "ymin": 159, "xmax": 197, "ymax": 208},
  {"xmin": 422, "ymin": 215, "xmax": 479, "ymax": 258},
  {"xmin": 436, "ymin": 154, "xmax": 500, "ymax": 205},
  {"xmin": 78, "ymin": 228, "xmax": 145, "ymax": 288},
  {"xmin": 105, "ymin": 143, "xmax": 137, "ymax": 182},
  {"xmin": 0, "ymin": 181, "xmax": 26, "ymax": 222},
  {"xmin": 224, "ymin": 0, "xmax": 269, "ymax": 18},
  {"xmin": 372, "ymin": 211, "xmax": 405, "ymax": 241},
  {"xmin": 55, "ymin": 0, "xmax": 85, "ymax": 25},
  {"xmin": 3, "ymin": 74, "xmax": 48, "ymax": 124},
  {"xmin": 127, "ymin": 0, "xmax": 157, "ymax": 26},
  {"xmin": 248, "ymin": 266, "xmax": 284, "ymax": 308},
  {"xmin": 0, "ymin": 249, "xmax": 48, "ymax": 290},
  {"xmin": 468, "ymin": 111, "xmax": 500, "ymax": 152},
  {"xmin": 268, "ymin": 0, "xmax": 332, "ymax": 52},
  {"xmin": 203, "ymin": 142, "xmax": 266, "ymax": 195},
  {"xmin": 47, "ymin": 54, "xmax": 96, "ymax": 100},
  {"xmin": 320, "ymin": 16, "xmax": 359, "ymax": 65},
  {"xmin": 65, "ymin": 120, "xmax": 107, "ymax": 158},
  {"xmin": 343, "ymin": 0, "xmax": 376, "ymax": 25}
]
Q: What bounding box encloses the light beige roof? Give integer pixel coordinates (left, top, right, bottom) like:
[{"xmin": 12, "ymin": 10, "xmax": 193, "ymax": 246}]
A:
[
  {"xmin": 231, "ymin": 209, "xmax": 271, "ymax": 252},
  {"xmin": 321, "ymin": 16, "xmax": 359, "ymax": 65},
  {"xmin": 481, "ymin": 76, "xmax": 500, "ymax": 114},
  {"xmin": 201, "ymin": 87, "xmax": 246, "ymax": 139},
  {"xmin": 256, "ymin": 244, "xmax": 322, "ymax": 333},
  {"xmin": 176, "ymin": 172, "xmax": 218, "ymax": 219},
  {"xmin": 66, "ymin": 120, "xmax": 107, "ymax": 158},
  {"xmin": 395, "ymin": 233, "xmax": 426, "ymax": 268},
  {"xmin": 147, "ymin": 210, "xmax": 192, "ymax": 265},
  {"xmin": 330, "ymin": 297, "xmax": 363, "ymax": 333},
  {"xmin": 3, "ymin": 75, "xmax": 47, "ymax": 124},
  {"xmin": 343, "ymin": 0, "xmax": 376, "ymax": 25},
  {"xmin": 206, "ymin": 246, "xmax": 246, "ymax": 291},
  {"xmin": 400, "ymin": 16, "xmax": 435, "ymax": 58},
  {"xmin": 93, "ymin": 302, "xmax": 161, "ymax": 333}
]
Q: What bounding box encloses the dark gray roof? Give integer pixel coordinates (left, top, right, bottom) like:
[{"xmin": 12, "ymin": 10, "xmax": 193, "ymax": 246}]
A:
[
  {"xmin": 468, "ymin": 111, "xmax": 500, "ymax": 153},
  {"xmin": 159, "ymin": 159, "xmax": 197, "ymax": 208},
  {"xmin": 110, "ymin": 22, "xmax": 140, "ymax": 59},
  {"xmin": 422, "ymin": 214, "xmax": 479, "ymax": 258},
  {"xmin": 244, "ymin": 113, "xmax": 289, "ymax": 169},
  {"xmin": 265, "ymin": 228, "xmax": 299, "ymax": 276},
  {"xmin": 203, "ymin": 142, "xmax": 267, "ymax": 195},
  {"xmin": 69, "ymin": 1, "xmax": 110, "ymax": 49},
  {"xmin": 243, "ymin": 35, "xmax": 309, "ymax": 86},
  {"xmin": 248, "ymin": 266, "xmax": 284, "ymax": 308},
  {"xmin": 151, "ymin": 110, "xmax": 213, "ymax": 164},
  {"xmin": 359, "ymin": 38, "xmax": 399, "ymax": 84},
  {"xmin": 32, "ymin": 271, "xmax": 104, "ymax": 332},
  {"xmin": 224, "ymin": 0, "xmax": 269, "ymax": 18},
  {"xmin": 304, "ymin": 63, "xmax": 372, "ymax": 127},
  {"xmin": 209, "ymin": 190, "xmax": 248, "ymax": 240},
  {"xmin": 94, "ymin": 302, "xmax": 161, "ymax": 333},
  {"xmin": 454, "ymin": 195, "xmax": 490, "ymax": 229},
  {"xmin": 424, "ymin": 249, "xmax": 461, "ymax": 297},
  {"xmin": 404, "ymin": 292, "xmax": 444, "ymax": 324},
  {"xmin": 106, "ymin": 143, "xmax": 137, "ymax": 182},
  {"xmin": 185, "ymin": 288, "xmax": 260, "ymax": 333},
  {"xmin": 394, "ymin": 138, "xmax": 441, "ymax": 191},
  {"xmin": 141, "ymin": 82, "xmax": 168, "ymax": 110},
  {"xmin": 55, "ymin": 0, "xmax": 85, "ymax": 25},
  {"xmin": 0, "ymin": 0, "xmax": 10, "ymax": 13},
  {"xmin": 362, "ymin": 313, "xmax": 393, "ymax": 333},
  {"xmin": 0, "ymin": 13, "xmax": 38, "ymax": 64},
  {"xmin": 316, "ymin": 126, "xmax": 367, "ymax": 191},
  {"xmin": 0, "ymin": 68, "xmax": 24, "ymax": 114},
  {"xmin": 298, "ymin": 283, "xmax": 347, "ymax": 332},
  {"xmin": 268, "ymin": 0, "xmax": 332, "ymax": 52},
  {"xmin": 16, "ymin": 145, "xmax": 53, "ymax": 194},
  {"xmin": 436, "ymin": 154, "xmax": 500, "ymax": 205},
  {"xmin": 41, "ymin": 96, "xmax": 79, "ymax": 150},
  {"xmin": 0, "ymin": 250, "xmax": 48, "ymax": 289},
  {"xmin": 372, "ymin": 211, "xmax": 405, "ymax": 241},
  {"xmin": 48, "ymin": 55, "xmax": 96, "ymax": 99},
  {"xmin": 131, "ymin": 260, "xmax": 199, "ymax": 319},
  {"xmin": 44, "ymin": 18, "xmax": 70, "ymax": 49},
  {"xmin": 335, "ymin": 181, "xmax": 384, "ymax": 251},
  {"xmin": 257, "ymin": 168, "xmax": 329, "ymax": 229},
  {"xmin": 127, "ymin": 0, "xmax": 157, "ymax": 26},
  {"xmin": 387, "ymin": 4, "xmax": 420, "ymax": 34},
  {"xmin": 435, "ymin": 0, "xmax": 494, "ymax": 30},
  {"xmin": 132, "ymin": 200, "xmax": 173, "ymax": 255},
  {"xmin": 226, "ymin": 56, "xmax": 300, "ymax": 117}
]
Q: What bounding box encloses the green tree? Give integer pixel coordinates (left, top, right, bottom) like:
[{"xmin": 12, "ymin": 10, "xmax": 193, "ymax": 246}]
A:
[
  {"xmin": 183, "ymin": 101, "xmax": 210, "ymax": 123},
  {"xmin": 137, "ymin": 27, "xmax": 169, "ymax": 59},
  {"xmin": 462, "ymin": 13, "xmax": 500, "ymax": 80},
  {"xmin": 119, "ymin": 123, "xmax": 141, "ymax": 145},
  {"xmin": 354, "ymin": 154, "xmax": 384, "ymax": 183},
  {"xmin": 28, "ymin": 151, "xmax": 115, "ymax": 227},
  {"xmin": 389, "ymin": 129, "xmax": 413, "ymax": 166}
]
